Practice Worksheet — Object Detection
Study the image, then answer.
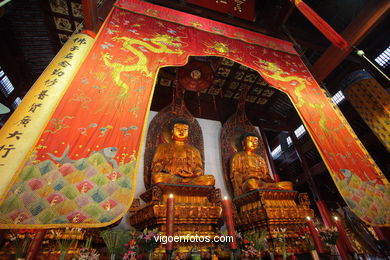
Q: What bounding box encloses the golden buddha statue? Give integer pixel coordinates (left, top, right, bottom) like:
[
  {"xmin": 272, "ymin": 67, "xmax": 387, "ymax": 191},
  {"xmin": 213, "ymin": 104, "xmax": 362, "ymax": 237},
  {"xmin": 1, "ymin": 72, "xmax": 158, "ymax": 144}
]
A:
[
  {"xmin": 151, "ymin": 120, "xmax": 215, "ymax": 186},
  {"xmin": 230, "ymin": 133, "xmax": 293, "ymax": 196}
]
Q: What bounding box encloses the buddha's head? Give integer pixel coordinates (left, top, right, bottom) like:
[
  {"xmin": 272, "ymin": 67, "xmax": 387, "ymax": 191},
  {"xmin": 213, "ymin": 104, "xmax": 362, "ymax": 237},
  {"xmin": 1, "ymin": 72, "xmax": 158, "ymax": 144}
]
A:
[
  {"xmin": 171, "ymin": 118, "xmax": 190, "ymax": 142},
  {"xmin": 241, "ymin": 133, "xmax": 259, "ymax": 152}
]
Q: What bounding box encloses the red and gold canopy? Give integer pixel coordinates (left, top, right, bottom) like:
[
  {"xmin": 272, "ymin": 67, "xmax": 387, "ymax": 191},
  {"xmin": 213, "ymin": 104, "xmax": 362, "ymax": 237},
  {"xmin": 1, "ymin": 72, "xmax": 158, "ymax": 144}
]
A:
[{"xmin": 0, "ymin": 0, "xmax": 387, "ymax": 228}]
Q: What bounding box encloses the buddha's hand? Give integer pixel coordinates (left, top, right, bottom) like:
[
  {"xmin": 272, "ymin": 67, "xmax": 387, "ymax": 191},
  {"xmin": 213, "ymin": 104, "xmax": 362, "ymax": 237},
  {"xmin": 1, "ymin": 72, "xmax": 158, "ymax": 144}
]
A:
[
  {"xmin": 246, "ymin": 172, "xmax": 261, "ymax": 179},
  {"xmin": 262, "ymin": 175, "xmax": 274, "ymax": 183},
  {"xmin": 151, "ymin": 163, "xmax": 163, "ymax": 174},
  {"xmin": 175, "ymin": 168, "xmax": 194, "ymax": 178},
  {"xmin": 193, "ymin": 168, "xmax": 203, "ymax": 177}
]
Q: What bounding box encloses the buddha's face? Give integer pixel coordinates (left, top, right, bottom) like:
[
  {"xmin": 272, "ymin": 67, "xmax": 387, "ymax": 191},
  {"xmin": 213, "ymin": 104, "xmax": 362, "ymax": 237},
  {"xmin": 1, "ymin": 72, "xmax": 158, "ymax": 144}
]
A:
[
  {"xmin": 243, "ymin": 135, "xmax": 258, "ymax": 152},
  {"xmin": 172, "ymin": 123, "xmax": 189, "ymax": 142}
]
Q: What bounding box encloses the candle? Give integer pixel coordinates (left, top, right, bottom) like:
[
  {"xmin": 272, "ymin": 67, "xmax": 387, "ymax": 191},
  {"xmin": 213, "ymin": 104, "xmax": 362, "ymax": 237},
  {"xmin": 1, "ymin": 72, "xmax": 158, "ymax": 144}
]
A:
[
  {"xmin": 334, "ymin": 216, "xmax": 354, "ymax": 253},
  {"xmin": 222, "ymin": 196, "xmax": 237, "ymax": 250},
  {"xmin": 166, "ymin": 194, "xmax": 175, "ymax": 251},
  {"xmin": 306, "ymin": 216, "xmax": 324, "ymax": 253},
  {"xmin": 26, "ymin": 229, "xmax": 47, "ymax": 260}
]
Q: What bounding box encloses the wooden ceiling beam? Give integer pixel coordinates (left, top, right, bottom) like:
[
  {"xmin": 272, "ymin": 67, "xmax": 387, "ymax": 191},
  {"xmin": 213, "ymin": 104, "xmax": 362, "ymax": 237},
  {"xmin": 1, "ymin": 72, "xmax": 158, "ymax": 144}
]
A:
[
  {"xmin": 245, "ymin": 105, "xmax": 287, "ymax": 127},
  {"xmin": 82, "ymin": 0, "xmax": 98, "ymax": 33},
  {"xmin": 311, "ymin": 0, "xmax": 390, "ymax": 82},
  {"xmin": 259, "ymin": 123, "xmax": 289, "ymax": 133}
]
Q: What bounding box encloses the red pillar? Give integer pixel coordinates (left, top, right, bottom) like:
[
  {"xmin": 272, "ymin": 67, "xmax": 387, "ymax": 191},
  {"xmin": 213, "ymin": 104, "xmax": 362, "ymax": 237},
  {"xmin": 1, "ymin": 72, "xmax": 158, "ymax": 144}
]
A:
[
  {"xmin": 335, "ymin": 218, "xmax": 354, "ymax": 252},
  {"xmin": 316, "ymin": 200, "xmax": 333, "ymax": 227},
  {"xmin": 335, "ymin": 240, "xmax": 349, "ymax": 260},
  {"xmin": 222, "ymin": 197, "xmax": 238, "ymax": 250},
  {"xmin": 315, "ymin": 200, "xmax": 349, "ymax": 260},
  {"xmin": 26, "ymin": 230, "xmax": 47, "ymax": 260},
  {"xmin": 307, "ymin": 217, "xmax": 325, "ymax": 253},
  {"xmin": 373, "ymin": 226, "xmax": 390, "ymax": 241}
]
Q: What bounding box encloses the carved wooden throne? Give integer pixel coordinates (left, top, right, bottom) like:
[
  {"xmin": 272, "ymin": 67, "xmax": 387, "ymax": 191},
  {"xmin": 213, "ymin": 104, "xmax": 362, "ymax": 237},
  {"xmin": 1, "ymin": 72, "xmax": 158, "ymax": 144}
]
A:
[
  {"xmin": 220, "ymin": 95, "xmax": 314, "ymax": 255},
  {"xmin": 129, "ymin": 96, "xmax": 223, "ymax": 258}
]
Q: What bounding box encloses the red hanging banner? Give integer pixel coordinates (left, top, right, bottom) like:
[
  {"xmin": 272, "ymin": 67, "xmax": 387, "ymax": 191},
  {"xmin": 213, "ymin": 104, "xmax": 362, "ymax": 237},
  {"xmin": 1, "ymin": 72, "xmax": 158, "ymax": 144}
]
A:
[{"xmin": 291, "ymin": 0, "xmax": 348, "ymax": 49}]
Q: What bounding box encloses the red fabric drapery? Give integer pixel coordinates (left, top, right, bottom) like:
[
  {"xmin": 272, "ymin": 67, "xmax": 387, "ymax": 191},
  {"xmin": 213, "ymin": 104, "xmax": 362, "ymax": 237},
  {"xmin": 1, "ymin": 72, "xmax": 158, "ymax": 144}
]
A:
[{"xmin": 0, "ymin": 0, "xmax": 387, "ymax": 228}]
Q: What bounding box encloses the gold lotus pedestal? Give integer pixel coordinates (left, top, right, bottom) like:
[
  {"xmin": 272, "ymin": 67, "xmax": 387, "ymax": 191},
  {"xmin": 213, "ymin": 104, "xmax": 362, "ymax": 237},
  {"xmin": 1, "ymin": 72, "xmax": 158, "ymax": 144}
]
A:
[
  {"xmin": 233, "ymin": 189, "xmax": 314, "ymax": 255},
  {"xmin": 129, "ymin": 183, "xmax": 223, "ymax": 259}
]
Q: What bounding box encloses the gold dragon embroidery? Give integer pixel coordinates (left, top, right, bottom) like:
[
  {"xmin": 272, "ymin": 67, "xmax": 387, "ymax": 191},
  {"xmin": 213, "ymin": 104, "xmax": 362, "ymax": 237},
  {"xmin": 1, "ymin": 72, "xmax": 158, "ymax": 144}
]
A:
[
  {"xmin": 102, "ymin": 34, "xmax": 184, "ymax": 98},
  {"xmin": 256, "ymin": 59, "xmax": 330, "ymax": 135}
]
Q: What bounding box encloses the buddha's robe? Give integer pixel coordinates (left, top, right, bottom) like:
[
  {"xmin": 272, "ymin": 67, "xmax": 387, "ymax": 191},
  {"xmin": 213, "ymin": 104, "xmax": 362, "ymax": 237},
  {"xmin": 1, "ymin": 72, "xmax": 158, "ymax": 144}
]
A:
[
  {"xmin": 151, "ymin": 142, "xmax": 215, "ymax": 186},
  {"xmin": 230, "ymin": 151, "xmax": 292, "ymax": 196}
]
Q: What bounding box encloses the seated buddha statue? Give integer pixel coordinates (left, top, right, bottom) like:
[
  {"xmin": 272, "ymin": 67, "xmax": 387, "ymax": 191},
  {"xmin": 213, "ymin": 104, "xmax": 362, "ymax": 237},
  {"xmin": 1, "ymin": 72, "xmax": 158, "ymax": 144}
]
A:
[
  {"xmin": 151, "ymin": 119, "xmax": 215, "ymax": 186},
  {"xmin": 230, "ymin": 133, "xmax": 293, "ymax": 197}
]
